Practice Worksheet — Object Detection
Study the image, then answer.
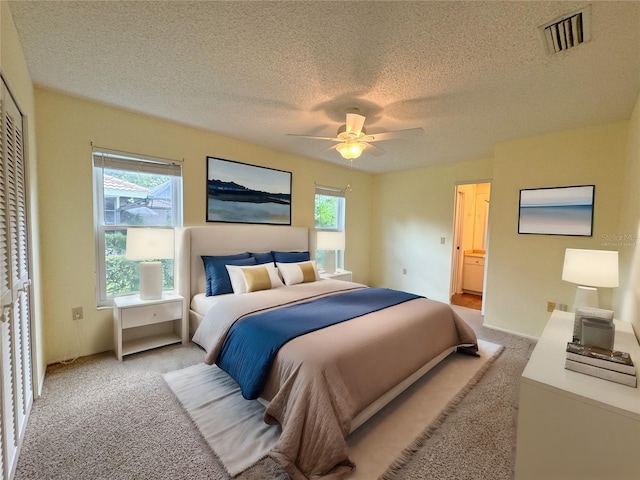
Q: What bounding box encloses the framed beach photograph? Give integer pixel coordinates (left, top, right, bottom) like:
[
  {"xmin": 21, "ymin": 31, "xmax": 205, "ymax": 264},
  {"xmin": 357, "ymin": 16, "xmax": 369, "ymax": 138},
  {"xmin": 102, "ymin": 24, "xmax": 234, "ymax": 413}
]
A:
[
  {"xmin": 206, "ymin": 157, "xmax": 292, "ymax": 225},
  {"xmin": 518, "ymin": 185, "xmax": 595, "ymax": 236}
]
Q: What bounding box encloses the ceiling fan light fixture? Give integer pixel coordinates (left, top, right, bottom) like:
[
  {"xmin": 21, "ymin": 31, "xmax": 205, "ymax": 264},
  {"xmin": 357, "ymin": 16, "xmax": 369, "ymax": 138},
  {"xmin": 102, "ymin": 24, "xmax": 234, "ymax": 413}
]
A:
[
  {"xmin": 337, "ymin": 142, "xmax": 365, "ymax": 159},
  {"xmin": 337, "ymin": 124, "xmax": 366, "ymax": 141},
  {"xmin": 287, "ymin": 110, "xmax": 422, "ymax": 160}
]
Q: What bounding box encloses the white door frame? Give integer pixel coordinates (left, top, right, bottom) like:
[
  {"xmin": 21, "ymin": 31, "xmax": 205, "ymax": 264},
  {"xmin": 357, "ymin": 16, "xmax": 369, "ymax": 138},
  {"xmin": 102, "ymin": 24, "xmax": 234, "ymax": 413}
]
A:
[{"xmin": 450, "ymin": 181, "xmax": 492, "ymax": 311}]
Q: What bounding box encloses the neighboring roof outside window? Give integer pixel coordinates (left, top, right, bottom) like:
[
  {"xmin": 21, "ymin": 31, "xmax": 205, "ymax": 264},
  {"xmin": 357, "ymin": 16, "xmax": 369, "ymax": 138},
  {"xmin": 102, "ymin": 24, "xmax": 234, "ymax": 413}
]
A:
[
  {"xmin": 103, "ymin": 174, "xmax": 149, "ymax": 198},
  {"xmin": 147, "ymin": 181, "xmax": 172, "ymax": 209},
  {"xmin": 148, "ymin": 181, "xmax": 171, "ymax": 200}
]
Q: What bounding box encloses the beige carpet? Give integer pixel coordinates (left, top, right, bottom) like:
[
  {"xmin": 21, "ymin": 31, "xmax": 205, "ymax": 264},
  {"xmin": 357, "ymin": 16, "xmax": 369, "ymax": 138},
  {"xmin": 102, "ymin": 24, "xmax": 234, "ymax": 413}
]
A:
[{"xmin": 164, "ymin": 339, "xmax": 502, "ymax": 479}]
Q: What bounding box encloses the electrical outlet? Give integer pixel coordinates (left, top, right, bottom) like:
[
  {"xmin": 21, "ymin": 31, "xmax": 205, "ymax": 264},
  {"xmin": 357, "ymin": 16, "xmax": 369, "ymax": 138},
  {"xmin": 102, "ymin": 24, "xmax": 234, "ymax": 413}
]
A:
[
  {"xmin": 72, "ymin": 307, "xmax": 83, "ymax": 321},
  {"xmin": 546, "ymin": 302, "xmax": 556, "ymax": 313},
  {"xmin": 559, "ymin": 304, "xmax": 568, "ymax": 311},
  {"xmin": 402, "ymin": 268, "xmax": 407, "ymax": 275},
  {"xmin": 440, "ymin": 237, "xmax": 446, "ymax": 245}
]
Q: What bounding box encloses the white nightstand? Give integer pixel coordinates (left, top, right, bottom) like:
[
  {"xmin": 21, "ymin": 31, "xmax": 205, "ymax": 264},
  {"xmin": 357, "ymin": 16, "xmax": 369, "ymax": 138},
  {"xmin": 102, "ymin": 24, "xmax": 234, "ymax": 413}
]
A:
[
  {"xmin": 320, "ymin": 270, "xmax": 353, "ymax": 282},
  {"xmin": 113, "ymin": 293, "xmax": 187, "ymax": 361}
]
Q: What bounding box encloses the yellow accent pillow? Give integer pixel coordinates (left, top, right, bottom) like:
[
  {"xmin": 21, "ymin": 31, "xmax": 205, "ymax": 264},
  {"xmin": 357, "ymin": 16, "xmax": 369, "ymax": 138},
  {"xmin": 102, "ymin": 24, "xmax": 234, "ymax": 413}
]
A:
[
  {"xmin": 276, "ymin": 260, "xmax": 319, "ymax": 286},
  {"xmin": 243, "ymin": 266, "xmax": 272, "ymax": 292},
  {"xmin": 300, "ymin": 262, "xmax": 316, "ymax": 283},
  {"xmin": 226, "ymin": 263, "xmax": 284, "ymax": 294}
]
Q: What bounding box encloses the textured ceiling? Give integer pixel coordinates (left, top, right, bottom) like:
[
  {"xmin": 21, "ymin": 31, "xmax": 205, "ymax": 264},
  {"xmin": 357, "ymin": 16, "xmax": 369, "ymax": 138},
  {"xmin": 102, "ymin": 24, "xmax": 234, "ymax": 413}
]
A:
[{"xmin": 8, "ymin": 1, "xmax": 640, "ymax": 173}]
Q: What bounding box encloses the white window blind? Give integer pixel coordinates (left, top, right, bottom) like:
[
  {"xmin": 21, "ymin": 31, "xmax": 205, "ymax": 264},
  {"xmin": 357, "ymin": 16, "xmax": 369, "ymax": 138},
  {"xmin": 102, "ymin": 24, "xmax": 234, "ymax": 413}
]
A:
[
  {"xmin": 93, "ymin": 148, "xmax": 182, "ymax": 176},
  {"xmin": 315, "ymin": 184, "xmax": 346, "ymax": 199}
]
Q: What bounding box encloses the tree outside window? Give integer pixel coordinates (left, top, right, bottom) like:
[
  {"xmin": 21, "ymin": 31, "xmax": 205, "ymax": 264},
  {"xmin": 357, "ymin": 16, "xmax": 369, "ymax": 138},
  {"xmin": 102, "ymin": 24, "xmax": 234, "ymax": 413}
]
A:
[{"xmin": 314, "ymin": 188, "xmax": 345, "ymax": 271}]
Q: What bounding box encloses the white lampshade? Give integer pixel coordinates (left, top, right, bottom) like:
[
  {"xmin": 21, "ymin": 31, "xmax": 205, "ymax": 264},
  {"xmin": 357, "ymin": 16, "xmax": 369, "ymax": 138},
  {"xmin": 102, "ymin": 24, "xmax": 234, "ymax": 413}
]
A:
[
  {"xmin": 562, "ymin": 248, "xmax": 619, "ymax": 288},
  {"xmin": 125, "ymin": 228, "xmax": 175, "ymax": 261},
  {"xmin": 316, "ymin": 231, "xmax": 346, "ymax": 251},
  {"xmin": 562, "ymin": 248, "xmax": 619, "ymax": 310},
  {"xmin": 126, "ymin": 228, "xmax": 174, "ymax": 300}
]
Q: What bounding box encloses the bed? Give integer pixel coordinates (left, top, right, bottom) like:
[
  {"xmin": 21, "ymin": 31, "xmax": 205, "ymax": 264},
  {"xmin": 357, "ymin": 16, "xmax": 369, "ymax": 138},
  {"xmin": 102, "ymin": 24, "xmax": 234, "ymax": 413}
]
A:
[{"xmin": 175, "ymin": 225, "xmax": 478, "ymax": 480}]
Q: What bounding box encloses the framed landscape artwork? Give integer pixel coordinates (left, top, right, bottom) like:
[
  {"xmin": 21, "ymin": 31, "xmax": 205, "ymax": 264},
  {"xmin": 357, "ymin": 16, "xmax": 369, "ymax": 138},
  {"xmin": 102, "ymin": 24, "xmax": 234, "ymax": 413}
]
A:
[
  {"xmin": 518, "ymin": 185, "xmax": 595, "ymax": 236},
  {"xmin": 206, "ymin": 157, "xmax": 292, "ymax": 225}
]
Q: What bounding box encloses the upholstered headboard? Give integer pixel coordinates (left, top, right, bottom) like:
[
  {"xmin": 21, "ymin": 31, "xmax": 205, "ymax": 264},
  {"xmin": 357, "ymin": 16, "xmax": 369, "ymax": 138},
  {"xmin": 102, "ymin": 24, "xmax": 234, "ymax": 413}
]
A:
[{"xmin": 175, "ymin": 224, "xmax": 309, "ymax": 302}]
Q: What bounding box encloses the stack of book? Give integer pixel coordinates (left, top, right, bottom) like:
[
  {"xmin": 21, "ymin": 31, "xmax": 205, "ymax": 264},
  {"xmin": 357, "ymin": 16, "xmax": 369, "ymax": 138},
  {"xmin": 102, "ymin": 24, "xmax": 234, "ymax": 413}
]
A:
[{"xmin": 565, "ymin": 342, "xmax": 637, "ymax": 387}]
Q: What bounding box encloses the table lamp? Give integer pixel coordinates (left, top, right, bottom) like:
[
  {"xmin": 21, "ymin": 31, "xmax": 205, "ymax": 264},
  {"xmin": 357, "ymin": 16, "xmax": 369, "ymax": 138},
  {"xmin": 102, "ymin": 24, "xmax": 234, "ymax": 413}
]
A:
[
  {"xmin": 561, "ymin": 248, "xmax": 619, "ymax": 310},
  {"xmin": 125, "ymin": 228, "xmax": 175, "ymax": 300},
  {"xmin": 316, "ymin": 231, "xmax": 345, "ymax": 274}
]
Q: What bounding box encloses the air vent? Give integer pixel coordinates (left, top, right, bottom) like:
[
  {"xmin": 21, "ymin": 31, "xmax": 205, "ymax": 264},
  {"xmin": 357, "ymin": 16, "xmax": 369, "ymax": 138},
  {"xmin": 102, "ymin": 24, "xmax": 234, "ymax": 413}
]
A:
[{"xmin": 539, "ymin": 5, "xmax": 592, "ymax": 55}]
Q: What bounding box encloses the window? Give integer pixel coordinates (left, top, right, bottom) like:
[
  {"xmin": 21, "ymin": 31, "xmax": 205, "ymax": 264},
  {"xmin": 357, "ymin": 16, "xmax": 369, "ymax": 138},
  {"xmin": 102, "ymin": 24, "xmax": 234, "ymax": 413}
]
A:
[
  {"xmin": 93, "ymin": 148, "xmax": 183, "ymax": 306},
  {"xmin": 314, "ymin": 185, "xmax": 346, "ymax": 271}
]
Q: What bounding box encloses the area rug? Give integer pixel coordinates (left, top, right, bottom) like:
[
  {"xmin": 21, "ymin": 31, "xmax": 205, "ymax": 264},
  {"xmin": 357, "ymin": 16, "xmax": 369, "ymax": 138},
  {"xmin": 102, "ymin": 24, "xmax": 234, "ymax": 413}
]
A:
[
  {"xmin": 163, "ymin": 339, "xmax": 502, "ymax": 478},
  {"xmin": 163, "ymin": 363, "xmax": 281, "ymax": 476},
  {"xmin": 350, "ymin": 339, "xmax": 503, "ymax": 479}
]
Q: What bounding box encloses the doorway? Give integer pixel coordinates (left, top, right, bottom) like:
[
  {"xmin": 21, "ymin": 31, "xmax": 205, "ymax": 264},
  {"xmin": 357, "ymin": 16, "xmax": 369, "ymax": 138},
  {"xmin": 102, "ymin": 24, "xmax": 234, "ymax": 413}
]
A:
[{"xmin": 450, "ymin": 182, "xmax": 491, "ymax": 313}]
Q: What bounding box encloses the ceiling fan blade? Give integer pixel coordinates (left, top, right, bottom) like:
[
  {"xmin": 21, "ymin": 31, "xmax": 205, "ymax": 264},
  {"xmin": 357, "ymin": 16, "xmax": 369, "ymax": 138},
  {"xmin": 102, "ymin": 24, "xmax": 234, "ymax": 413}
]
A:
[
  {"xmin": 286, "ymin": 133, "xmax": 339, "ymax": 141},
  {"xmin": 345, "ymin": 113, "xmax": 366, "ymax": 135},
  {"xmin": 367, "ymin": 127, "xmax": 425, "ymax": 142},
  {"xmin": 316, "ymin": 144, "xmax": 339, "ymax": 155},
  {"xmin": 364, "ymin": 143, "xmax": 386, "ymax": 156}
]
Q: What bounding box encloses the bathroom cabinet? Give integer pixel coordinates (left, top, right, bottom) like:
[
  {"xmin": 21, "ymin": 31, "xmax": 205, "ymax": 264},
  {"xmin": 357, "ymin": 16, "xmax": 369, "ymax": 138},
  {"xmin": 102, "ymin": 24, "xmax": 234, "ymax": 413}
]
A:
[{"xmin": 462, "ymin": 252, "xmax": 485, "ymax": 293}]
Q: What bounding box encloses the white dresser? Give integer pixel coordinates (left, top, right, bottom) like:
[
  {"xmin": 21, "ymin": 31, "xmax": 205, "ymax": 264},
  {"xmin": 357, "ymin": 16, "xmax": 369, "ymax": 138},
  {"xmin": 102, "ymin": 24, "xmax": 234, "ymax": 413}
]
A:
[{"xmin": 515, "ymin": 310, "xmax": 640, "ymax": 480}]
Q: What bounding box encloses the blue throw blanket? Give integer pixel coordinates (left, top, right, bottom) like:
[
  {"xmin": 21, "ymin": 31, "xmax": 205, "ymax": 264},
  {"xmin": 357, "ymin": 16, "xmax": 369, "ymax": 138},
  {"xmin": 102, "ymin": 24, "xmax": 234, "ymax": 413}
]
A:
[{"xmin": 217, "ymin": 287, "xmax": 422, "ymax": 399}]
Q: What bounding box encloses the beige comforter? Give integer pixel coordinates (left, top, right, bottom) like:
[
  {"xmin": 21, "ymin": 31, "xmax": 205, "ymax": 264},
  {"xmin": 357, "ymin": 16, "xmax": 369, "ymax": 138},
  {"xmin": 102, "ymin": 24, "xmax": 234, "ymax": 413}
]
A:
[{"xmin": 192, "ymin": 280, "xmax": 478, "ymax": 480}]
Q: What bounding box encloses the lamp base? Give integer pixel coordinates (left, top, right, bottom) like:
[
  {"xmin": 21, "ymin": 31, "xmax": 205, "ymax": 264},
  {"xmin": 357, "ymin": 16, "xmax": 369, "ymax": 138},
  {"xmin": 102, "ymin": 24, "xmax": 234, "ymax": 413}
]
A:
[
  {"xmin": 324, "ymin": 250, "xmax": 337, "ymax": 274},
  {"xmin": 572, "ymin": 285, "xmax": 599, "ymax": 311},
  {"xmin": 139, "ymin": 262, "xmax": 163, "ymax": 300}
]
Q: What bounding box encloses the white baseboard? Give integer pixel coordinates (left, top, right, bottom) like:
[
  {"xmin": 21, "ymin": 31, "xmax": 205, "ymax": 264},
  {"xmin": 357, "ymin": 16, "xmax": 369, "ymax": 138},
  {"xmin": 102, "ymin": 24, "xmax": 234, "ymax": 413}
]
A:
[{"xmin": 482, "ymin": 322, "xmax": 539, "ymax": 342}]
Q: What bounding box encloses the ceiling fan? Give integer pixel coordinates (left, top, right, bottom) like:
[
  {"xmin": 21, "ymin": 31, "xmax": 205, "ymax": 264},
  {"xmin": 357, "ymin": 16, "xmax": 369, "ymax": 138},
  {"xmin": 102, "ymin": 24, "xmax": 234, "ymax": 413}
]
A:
[{"xmin": 287, "ymin": 109, "xmax": 424, "ymax": 160}]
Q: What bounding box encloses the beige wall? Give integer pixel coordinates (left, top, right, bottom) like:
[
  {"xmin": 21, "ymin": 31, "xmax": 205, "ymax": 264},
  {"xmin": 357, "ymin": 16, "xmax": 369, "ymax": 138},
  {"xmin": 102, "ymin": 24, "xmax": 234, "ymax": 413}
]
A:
[
  {"xmin": 1, "ymin": 2, "xmax": 45, "ymax": 392},
  {"xmin": 35, "ymin": 88, "xmax": 373, "ymax": 364},
  {"xmin": 372, "ymin": 119, "xmax": 633, "ymax": 339},
  {"xmin": 485, "ymin": 122, "xmax": 627, "ymax": 337},
  {"xmin": 618, "ymin": 93, "xmax": 640, "ymax": 342},
  {"xmin": 370, "ymin": 158, "xmax": 493, "ymax": 302}
]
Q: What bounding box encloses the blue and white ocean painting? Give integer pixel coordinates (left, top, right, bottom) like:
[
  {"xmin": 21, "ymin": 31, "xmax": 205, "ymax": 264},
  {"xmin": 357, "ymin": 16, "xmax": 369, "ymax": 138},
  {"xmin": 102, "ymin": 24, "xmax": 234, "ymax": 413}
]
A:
[
  {"xmin": 518, "ymin": 186, "xmax": 594, "ymax": 236},
  {"xmin": 206, "ymin": 157, "xmax": 292, "ymax": 225}
]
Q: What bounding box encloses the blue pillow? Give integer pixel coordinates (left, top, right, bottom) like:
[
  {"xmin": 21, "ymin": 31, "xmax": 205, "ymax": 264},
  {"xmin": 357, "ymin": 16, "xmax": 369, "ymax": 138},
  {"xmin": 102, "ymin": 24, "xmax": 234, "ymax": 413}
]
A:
[
  {"xmin": 272, "ymin": 250, "xmax": 310, "ymax": 263},
  {"xmin": 201, "ymin": 254, "xmax": 254, "ymax": 296},
  {"xmin": 250, "ymin": 252, "xmax": 275, "ymax": 265}
]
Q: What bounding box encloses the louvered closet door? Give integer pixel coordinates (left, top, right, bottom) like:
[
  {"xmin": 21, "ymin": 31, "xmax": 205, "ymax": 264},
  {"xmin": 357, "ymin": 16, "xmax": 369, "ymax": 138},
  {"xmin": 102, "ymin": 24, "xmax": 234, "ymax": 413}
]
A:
[{"xmin": 0, "ymin": 78, "xmax": 33, "ymax": 480}]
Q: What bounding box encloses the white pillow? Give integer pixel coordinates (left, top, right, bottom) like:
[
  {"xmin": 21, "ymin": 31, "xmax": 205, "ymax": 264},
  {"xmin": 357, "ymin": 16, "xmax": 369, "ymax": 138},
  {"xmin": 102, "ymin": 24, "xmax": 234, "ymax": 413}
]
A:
[
  {"xmin": 226, "ymin": 263, "xmax": 284, "ymax": 294},
  {"xmin": 276, "ymin": 260, "xmax": 319, "ymax": 286}
]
